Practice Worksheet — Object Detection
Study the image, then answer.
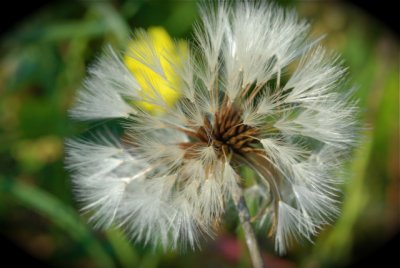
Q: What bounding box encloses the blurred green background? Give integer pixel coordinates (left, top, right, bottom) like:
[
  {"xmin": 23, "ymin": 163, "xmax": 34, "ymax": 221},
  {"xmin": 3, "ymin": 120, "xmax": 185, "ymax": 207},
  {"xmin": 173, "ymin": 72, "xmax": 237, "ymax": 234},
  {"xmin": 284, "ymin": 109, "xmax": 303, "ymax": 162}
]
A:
[{"xmin": 0, "ymin": 0, "xmax": 398, "ymax": 267}]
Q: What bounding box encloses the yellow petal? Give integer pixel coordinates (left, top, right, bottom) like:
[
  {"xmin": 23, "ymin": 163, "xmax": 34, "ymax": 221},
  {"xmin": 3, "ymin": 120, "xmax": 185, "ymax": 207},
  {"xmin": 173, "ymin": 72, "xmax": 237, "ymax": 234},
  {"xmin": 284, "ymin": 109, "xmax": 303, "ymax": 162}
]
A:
[{"xmin": 124, "ymin": 27, "xmax": 188, "ymax": 114}]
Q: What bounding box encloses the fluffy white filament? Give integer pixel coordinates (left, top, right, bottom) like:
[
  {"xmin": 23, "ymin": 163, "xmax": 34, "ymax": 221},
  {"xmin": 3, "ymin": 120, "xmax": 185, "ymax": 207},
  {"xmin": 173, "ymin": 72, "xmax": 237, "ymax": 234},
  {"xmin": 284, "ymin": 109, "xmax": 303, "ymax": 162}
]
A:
[{"xmin": 66, "ymin": 1, "xmax": 358, "ymax": 254}]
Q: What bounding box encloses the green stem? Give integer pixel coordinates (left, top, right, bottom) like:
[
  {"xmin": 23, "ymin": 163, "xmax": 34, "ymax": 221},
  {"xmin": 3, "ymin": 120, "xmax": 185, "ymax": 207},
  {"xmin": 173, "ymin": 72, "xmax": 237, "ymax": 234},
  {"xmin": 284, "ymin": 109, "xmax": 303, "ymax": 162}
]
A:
[{"xmin": 232, "ymin": 187, "xmax": 265, "ymax": 268}]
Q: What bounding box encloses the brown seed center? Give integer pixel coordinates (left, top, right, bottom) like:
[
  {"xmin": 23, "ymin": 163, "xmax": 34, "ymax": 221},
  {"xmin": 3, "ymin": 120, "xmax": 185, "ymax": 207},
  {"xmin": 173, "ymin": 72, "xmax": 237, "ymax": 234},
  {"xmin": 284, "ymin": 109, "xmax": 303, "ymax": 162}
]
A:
[{"xmin": 181, "ymin": 105, "xmax": 259, "ymax": 159}]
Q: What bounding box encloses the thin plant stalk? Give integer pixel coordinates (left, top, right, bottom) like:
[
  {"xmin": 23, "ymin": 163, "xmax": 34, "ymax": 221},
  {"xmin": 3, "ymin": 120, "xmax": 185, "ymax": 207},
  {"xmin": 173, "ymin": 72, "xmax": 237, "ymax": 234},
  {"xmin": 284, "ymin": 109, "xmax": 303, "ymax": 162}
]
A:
[{"xmin": 232, "ymin": 187, "xmax": 265, "ymax": 268}]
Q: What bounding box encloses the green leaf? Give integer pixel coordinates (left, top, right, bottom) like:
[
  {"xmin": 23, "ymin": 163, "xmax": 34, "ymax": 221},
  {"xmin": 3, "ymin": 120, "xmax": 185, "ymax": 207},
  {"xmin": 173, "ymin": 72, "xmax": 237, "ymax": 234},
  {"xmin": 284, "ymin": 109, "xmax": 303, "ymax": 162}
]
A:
[
  {"xmin": 88, "ymin": 2, "xmax": 131, "ymax": 47},
  {"xmin": 0, "ymin": 178, "xmax": 115, "ymax": 268},
  {"xmin": 106, "ymin": 228, "xmax": 140, "ymax": 268},
  {"xmin": 8, "ymin": 20, "xmax": 109, "ymax": 44}
]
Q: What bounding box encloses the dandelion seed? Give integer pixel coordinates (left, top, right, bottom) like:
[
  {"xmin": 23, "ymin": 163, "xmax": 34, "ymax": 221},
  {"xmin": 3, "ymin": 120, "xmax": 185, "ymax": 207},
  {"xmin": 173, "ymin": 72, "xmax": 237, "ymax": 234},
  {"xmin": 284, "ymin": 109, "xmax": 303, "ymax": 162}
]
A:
[{"xmin": 66, "ymin": 1, "xmax": 359, "ymax": 260}]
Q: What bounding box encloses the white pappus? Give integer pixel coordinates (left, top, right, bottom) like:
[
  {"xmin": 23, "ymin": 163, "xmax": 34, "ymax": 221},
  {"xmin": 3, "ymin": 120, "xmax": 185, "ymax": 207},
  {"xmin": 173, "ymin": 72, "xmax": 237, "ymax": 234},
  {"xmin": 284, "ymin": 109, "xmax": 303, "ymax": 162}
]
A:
[{"xmin": 65, "ymin": 1, "xmax": 359, "ymax": 255}]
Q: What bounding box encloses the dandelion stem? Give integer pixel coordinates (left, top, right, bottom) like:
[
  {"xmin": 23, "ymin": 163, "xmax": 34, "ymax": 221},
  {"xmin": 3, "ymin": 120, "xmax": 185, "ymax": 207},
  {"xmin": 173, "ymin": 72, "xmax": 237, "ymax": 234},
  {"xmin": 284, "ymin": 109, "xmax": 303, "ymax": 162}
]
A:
[{"xmin": 232, "ymin": 187, "xmax": 264, "ymax": 268}]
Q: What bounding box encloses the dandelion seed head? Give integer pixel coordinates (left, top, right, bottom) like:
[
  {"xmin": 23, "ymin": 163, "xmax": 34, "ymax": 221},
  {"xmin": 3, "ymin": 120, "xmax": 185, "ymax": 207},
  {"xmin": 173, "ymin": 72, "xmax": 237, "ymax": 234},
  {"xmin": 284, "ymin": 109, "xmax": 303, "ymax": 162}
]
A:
[{"xmin": 66, "ymin": 1, "xmax": 359, "ymax": 254}]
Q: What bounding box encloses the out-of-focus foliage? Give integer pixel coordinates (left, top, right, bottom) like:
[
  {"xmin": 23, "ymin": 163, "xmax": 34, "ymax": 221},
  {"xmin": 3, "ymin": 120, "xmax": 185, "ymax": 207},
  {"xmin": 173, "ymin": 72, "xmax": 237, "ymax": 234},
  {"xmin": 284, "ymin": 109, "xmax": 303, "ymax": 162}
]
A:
[{"xmin": 0, "ymin": 1, "xmax": 398, "ymax": 267}]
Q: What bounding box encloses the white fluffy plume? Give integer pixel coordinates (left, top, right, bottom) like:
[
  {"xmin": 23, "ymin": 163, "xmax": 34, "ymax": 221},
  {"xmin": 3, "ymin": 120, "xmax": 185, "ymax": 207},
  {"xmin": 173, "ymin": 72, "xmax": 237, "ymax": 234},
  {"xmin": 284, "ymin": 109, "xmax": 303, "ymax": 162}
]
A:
[{"xmin": 66, "ymin": 1, "xmax": 358, "ymax": 254}]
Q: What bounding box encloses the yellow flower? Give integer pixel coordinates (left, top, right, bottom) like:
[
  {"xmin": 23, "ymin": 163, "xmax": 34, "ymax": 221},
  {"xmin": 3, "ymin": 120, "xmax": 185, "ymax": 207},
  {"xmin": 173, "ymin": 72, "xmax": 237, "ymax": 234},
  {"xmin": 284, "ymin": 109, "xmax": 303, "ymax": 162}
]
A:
[{"xmin": 124, "ymin": 27, "xmax": 187, "ymax": 114}]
